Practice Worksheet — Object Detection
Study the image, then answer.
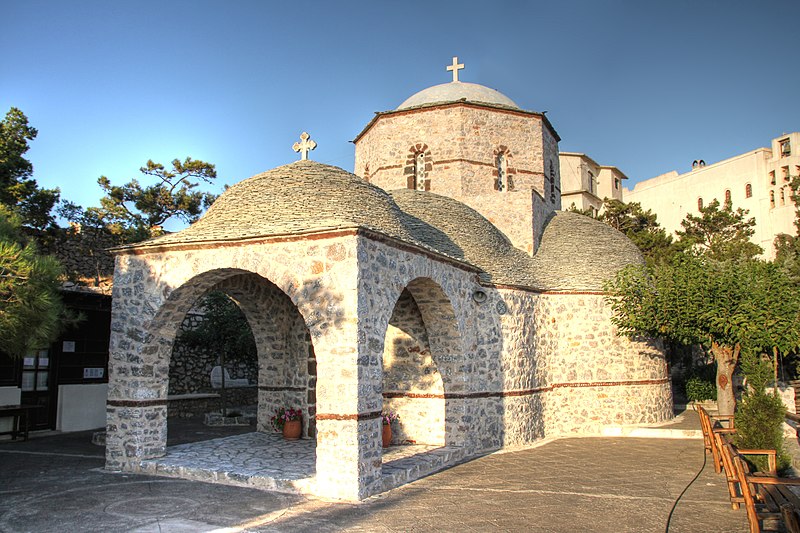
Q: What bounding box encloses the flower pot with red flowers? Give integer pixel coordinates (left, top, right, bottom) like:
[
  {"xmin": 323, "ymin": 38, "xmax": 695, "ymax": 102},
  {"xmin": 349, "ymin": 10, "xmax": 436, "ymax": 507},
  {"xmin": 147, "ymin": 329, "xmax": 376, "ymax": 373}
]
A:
[
  {"xmin": 271, "ymin": 407, "xmax": 303, "ymax": 440},
  {"xmin": 381, "ymin": 411, "xmax": 400, "ymax": 448}
]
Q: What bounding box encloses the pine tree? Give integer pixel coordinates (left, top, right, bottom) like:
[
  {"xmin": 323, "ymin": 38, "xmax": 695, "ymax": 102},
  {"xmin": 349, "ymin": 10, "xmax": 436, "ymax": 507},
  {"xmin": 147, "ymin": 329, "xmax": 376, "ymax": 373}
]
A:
[{"xmin": 0, "ymin": 207, "xmax": 65, "ymax": 357}]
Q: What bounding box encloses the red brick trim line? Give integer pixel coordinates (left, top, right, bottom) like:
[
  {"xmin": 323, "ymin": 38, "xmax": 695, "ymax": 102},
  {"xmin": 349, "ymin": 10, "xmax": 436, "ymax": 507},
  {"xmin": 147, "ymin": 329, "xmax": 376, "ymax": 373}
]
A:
[
  {"xmin": 316, "ymin": 410, "xmax": 383, "ymax": 422},
  {"xmin": 383, "ymin": 378, "xmax": 669, "ymax": 400},
  {"xmin": 371, "ymin": 163, "xmax": 404, "ymax": 174},
  {"xmin": 489, "ymin": 282, "xmax": 607, "ymax": 296},
  {"xmin": 107, "ymin": 399, "xmax": 168, "ymax": 408}
]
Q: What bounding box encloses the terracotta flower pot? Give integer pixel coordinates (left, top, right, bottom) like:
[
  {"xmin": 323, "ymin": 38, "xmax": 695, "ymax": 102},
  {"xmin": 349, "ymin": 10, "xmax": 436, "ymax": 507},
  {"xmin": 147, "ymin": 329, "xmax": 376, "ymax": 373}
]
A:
[
  {"xmin": 282, "ymin": 419, "xmax": 302, "ymax": 440},
  {"xmin": 382, "ymin": 423, "xmax": 392, "ymax": 448}
]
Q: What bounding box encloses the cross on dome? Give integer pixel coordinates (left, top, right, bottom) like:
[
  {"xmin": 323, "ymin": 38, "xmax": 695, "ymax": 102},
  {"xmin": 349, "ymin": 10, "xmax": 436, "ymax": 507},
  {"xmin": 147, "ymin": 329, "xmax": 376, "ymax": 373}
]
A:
[
  {"xmin": 446, "ymin": 56, "xmax": 464, "ymax": 83},
  {"xmin": 292, "ymin": 132, "xmax": 317, "ymax": 160}
]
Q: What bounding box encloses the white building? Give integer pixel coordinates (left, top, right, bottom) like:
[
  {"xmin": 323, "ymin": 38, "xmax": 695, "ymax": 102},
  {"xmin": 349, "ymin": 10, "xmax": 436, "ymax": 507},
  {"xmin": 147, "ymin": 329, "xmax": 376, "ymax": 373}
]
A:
[
  {"xmin": 624, "ymin": 133, "xmax": 799, "ymax": 259},
  {"xmin": 559, "ymin": 152, "xmax": 627, "ymax": 216}
]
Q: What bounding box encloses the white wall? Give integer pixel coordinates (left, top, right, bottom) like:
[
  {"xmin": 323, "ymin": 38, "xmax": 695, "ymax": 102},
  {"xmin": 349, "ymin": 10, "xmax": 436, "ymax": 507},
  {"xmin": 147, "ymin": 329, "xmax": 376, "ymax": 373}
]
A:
[
  {"xmin": 0, "ymin": 386, "xmax": 21, "ymax": 433},
  {"xmin": 56, "ymin": 384, "xmax": 107, "ymax": 432}
]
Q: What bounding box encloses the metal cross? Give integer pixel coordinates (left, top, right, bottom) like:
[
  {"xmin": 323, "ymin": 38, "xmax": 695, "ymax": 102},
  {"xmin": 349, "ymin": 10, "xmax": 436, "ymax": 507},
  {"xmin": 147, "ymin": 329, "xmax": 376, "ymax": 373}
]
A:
[
  {"xmin": 446, "ymin": 56, "xmax": 464, "ymax": 82},
  {"xmin": 292, "ymin": 132, "xmax": 317, "ymax": 160}
]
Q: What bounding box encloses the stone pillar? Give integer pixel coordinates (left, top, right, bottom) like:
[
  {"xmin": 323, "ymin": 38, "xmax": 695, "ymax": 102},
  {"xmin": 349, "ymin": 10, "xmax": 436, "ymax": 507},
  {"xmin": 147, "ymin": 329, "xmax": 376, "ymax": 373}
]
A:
[
  {"xmin": 105, "ymin": 255, "xmax": 170, "ymax": 472},
  {"xmin": 313, "ymin": 317, "xmax": 383, "ymax": 500}
]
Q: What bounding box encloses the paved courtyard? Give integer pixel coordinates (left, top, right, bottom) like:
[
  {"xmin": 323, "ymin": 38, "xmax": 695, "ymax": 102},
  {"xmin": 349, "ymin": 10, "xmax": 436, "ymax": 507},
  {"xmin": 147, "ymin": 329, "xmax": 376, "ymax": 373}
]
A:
[{"xmin": 0, "ymin": 414, "xmax": 750, "ymax": 533}]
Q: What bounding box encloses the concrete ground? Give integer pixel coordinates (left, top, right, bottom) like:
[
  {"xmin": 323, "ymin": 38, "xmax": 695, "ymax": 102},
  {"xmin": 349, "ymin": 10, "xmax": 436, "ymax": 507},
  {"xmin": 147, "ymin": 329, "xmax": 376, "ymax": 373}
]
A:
[{"xmin": 0, "ymin": 417, "xmax": 750, "ymax": 532}]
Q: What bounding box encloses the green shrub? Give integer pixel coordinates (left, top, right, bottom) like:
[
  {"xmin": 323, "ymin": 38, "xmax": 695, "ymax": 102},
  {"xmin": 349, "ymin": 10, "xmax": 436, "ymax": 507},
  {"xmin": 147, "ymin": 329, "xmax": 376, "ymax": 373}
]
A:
[
  {"xmin": 734, "ymin": 388, "xmax": 790, "ymax": 473},
  {"xmin": 685, "ymin": 376, "xmax": 716, "ymax": 401}
]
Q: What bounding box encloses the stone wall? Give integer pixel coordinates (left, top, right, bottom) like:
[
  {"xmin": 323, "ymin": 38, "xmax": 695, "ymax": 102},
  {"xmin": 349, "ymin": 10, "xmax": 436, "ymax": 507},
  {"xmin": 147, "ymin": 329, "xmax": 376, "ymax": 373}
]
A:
[
  {"xmin": 169, "ymin": 313, "xmax": 258, "ymax": 395},
  {"xmin": 533, "ymin": 292, "xmax": 673, "ymax": 435}
]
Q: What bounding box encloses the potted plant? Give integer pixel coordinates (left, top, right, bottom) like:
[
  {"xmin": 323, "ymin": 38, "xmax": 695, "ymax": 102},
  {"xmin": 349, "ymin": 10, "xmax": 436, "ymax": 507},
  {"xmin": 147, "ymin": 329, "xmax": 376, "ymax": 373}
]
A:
[
  {"xmin": 271, "ymin": 407, "xmax": 303, "ymax": 440},
  {"xmin": 381, "ymin": 411, "xmax": 400, "ymax": 448}
]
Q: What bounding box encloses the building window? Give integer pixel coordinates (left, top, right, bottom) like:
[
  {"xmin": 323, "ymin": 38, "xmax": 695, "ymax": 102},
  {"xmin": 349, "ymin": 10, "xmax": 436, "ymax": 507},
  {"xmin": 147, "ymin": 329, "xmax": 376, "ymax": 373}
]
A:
[
  {"xmin": 588, "ymin": 171, "xmax": 594, "ymax": 194},
  {"xmin": 781, "ymin": 188, "xmax": 786, "ymax": 205},
  {"xmin": 770, "ymin": 171, "xmax": 776, "ymax": 185},
  {"xmin": 745, "ymin": 183, "xmax": 752, "ymax": 198},
  {"xmin": 770, "ymin": 190, "xmax": 775, "ymax": 208},
  {"xmin": 783, "ymin": 166, "xmax": 791, "ymax": 182},
  {"xmin": 549, "ymin": 162, "xmax": 556, "ymax": 202},
  {"xmin": 614, "ymin": 177, "xmax": 620, "ymax": 190},
  {"xmin": 724, "ymin": 189, "xmax": 731, "ymax": 206},
  {"xmin": 405, "ymin": 144, "xmax": 431, "ymax": 191},
  {"xmin": 697, "ymin": 197, "xmax": 704, "ymax": 211},
  {"xmin": 496, "ymin": 153, "xmax": 508, "ymax": 192},
  {"xmin": 781, "ymin": 138, "xmax": 791, "ymax": 157}
]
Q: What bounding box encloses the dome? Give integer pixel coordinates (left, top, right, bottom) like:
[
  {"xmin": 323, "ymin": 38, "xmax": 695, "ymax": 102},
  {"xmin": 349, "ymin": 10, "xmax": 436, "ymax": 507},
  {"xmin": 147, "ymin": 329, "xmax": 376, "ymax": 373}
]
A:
[
  {"xmin": 530, "ymin": 211, "xmax": 644, "ymax": 291},
  {"xmin": 140, "ymin": 161, "xmax": 420, "ymax": 247},
  {"xmin": 389, "ymin": 189, "xmax": 534, "ymax": 284},
  {"xmin": 397, "ymin": 82, "xmax": 519, "ymax": 110}
]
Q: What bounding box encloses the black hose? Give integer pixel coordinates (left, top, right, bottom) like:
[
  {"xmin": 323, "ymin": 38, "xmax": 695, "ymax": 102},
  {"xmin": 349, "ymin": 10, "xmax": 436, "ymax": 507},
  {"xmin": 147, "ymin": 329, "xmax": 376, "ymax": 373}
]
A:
[{"xmin": 665, "ymin": 442, "xmax": 708, "ymax": 532}]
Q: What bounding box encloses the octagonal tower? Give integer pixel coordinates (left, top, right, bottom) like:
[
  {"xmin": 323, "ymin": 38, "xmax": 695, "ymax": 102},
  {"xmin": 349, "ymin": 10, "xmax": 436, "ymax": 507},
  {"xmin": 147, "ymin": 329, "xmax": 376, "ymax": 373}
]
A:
[{"xmin": 354, "ymin": 58, "xmax": 561, "ymax": 255}]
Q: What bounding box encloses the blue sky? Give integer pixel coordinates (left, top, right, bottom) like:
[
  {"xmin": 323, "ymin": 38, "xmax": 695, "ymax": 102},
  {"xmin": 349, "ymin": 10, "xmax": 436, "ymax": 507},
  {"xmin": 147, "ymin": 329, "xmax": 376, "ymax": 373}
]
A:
[{"xmin": 2, "ymin": 0, "xmax": 798, "ymax": 224}]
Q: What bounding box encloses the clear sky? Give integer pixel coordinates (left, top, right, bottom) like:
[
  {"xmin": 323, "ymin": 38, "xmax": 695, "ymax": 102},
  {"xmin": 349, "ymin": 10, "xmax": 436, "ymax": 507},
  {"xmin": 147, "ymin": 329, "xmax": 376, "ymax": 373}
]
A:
[{"xmin": 2, "ymin": 0, "xmax": 798, "ymax": 225}]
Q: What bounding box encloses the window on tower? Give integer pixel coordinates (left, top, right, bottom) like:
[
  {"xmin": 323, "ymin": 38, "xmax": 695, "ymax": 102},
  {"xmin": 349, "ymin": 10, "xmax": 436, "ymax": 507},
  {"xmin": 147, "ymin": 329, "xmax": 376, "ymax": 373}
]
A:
[
  {"xmin": 724, "ymin": 189, "xmax": 731, "ymax": 206},
  {"xmin": 413, "ymin": 152, "xmax": 425, "ymax": 191},
  {"xmin": 770, "ymin": 190, "xmax": 775, "ymax": 208},
  {"xmin": 496, "ymin": 153, "xmax": 507, "ymax": 192},
  {"xmin": 745, "ymin": 183, "xmax": 752, "ymax": 198},
  {"xmin": 780, "ymin": 138, "xmax": 791, "ymax": 157},
  {"xmin": 549, "ymin": 162, "xmax": 556, "ymax": 203},
  {"xmin": 697, "ymin": 197, "xmax": 704, "ymax": 211}
]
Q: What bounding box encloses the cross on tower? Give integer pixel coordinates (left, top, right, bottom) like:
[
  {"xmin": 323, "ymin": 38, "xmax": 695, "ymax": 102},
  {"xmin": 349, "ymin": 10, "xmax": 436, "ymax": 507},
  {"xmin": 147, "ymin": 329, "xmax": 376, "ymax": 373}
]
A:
[
  {"xmin": 292, "ymin": 132, "xmax": 317, "ymax": 160},
  {"xmin": 446, "ymin": 56, "xmax": 464, "ymax": 83}
]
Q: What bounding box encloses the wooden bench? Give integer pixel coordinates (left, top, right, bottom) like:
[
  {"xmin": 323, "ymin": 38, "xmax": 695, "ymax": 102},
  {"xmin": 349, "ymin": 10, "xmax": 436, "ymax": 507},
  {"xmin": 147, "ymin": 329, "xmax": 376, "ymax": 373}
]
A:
[
  {"xmin": 726, "ymin": 441, "xmax": 800, "ymax": 533},
  {"xmin": 0, "ymin": 404, "xmax": 38, "ymax": 441}
]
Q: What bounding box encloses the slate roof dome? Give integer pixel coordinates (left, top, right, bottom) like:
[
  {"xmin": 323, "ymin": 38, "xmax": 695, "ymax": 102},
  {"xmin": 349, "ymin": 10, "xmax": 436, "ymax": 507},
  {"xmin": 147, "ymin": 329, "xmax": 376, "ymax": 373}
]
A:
[
  {"xmin": 530, "ymin": 211, "xmax": 644, "ymax": 291},
  {"xmin": 141, "ymin": 160, "xmax": 419, "ymax": 247},
  {"xmin": 397, "ymin": 81, "xmax": 520, "ymax": 110},
  {"xmin": 390, "ymin": 190, "xmax": 533, "ymax": 284}
]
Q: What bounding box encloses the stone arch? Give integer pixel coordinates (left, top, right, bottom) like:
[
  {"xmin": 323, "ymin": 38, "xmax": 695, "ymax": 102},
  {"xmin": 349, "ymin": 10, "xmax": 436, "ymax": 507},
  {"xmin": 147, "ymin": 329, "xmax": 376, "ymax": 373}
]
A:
[
  {"xmin": 492, "ymin": 145, "xmax": 515, "ymax": 192},
  {"xmin": 130, "ymin": 267, "xmax": 316, "ymax": 440},
  {"xmin": 404, "ymin": 143, "xmax": 432, "ymax": 191},
  {"xmin": 380, "ymin": 276, "xmax": 465, "ymax": 448}
]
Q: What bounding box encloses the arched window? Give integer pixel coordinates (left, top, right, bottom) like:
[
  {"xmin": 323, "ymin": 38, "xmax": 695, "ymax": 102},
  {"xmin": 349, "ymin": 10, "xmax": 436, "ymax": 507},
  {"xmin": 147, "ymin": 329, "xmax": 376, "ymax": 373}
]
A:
[
  {"xmin": 496, "ymin": 153, "xmax": 507, "ymax": 192},
  {"xmin": 413, "ymin": 152, "xmax": 425, "ymax": 191},
  {"xmin": 724, "ymin": 189, "xmax": 731, "ymax": 206},
  {"xmin": 405, "ymin": 144, "xmax": 431, "ymax": 191},
  {"xmin": 780, "ymin": 188, "xmax": 786, "ymax": 205},
  {"xmin": 549, "ymin": 162, "xmax": 556, "ymax": 202},
  {"xmin": 770, "ymin": 190, "xmax": 775, "ymax": 208},
  {"xmin": 745, "ymin": 183, "xmax": 752, "ymax": 198},
  {"xmin": 697, "ymin": 197, "xmax": 704, "ymax": 211}
]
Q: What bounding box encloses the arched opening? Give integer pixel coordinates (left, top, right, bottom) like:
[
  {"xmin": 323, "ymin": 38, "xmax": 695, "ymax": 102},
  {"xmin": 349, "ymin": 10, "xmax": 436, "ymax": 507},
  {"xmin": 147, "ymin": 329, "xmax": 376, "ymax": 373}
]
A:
[
  {"xmin": 381, "ymin": 277, "xmax": 464, "ymax": 455},
  {"xmin": 167, "ymin": 290, "xmax": 259, "ymax": 442},
  {"xmin": 404, "ymin": 143, "xmax": 431, "ymax": 191},
  {"xmin": 135, "ymin": 269, "xmax": 318, "ymax": 489}
]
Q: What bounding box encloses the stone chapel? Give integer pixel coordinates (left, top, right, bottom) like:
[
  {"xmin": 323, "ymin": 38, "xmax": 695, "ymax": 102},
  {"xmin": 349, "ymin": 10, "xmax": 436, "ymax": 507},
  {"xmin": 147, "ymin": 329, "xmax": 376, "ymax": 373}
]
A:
[{"xmin": 105, "ymin": 58, "xmax": 673, "ymax": 501}]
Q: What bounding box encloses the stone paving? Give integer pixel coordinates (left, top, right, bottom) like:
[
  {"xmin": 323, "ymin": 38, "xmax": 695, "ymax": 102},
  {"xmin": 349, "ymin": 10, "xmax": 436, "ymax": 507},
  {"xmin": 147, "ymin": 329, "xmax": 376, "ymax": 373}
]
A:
[
  {"xmin": 139, "ymin": 430, "xmax": 468, "ymax": 495},
  {"xmin": 0, "ymin": 430, "xmax": 750, "ymax": 532}
]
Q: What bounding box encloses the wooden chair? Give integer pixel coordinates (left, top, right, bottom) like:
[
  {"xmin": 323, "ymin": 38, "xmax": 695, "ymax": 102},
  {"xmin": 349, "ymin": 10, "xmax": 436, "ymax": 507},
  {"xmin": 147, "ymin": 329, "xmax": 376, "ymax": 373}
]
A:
[
  {"xmin": 696, "ymin": 404, "xmax": 736, "ymax": 473},
  {"xmin": 727, "ymin": 442, "xmax": 800, "ymax": 533},
  {"xmin": 716, "ymin": 431, "xmax": 777, "ymax": 510}
]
